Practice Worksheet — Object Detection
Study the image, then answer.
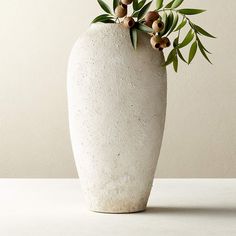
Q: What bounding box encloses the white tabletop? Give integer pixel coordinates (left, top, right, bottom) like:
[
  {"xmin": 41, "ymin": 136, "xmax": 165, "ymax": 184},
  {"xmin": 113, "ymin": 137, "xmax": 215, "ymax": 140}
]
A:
[{"xmin": 0, "ymin": 179, "xmax": 235, "ymax": 236}]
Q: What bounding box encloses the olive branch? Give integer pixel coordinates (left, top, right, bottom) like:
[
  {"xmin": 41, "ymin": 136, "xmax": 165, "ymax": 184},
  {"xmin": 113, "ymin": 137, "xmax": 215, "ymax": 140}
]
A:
[{"xmin": 92, "ymin": 0, "xmax": 216, "ymax": 72}]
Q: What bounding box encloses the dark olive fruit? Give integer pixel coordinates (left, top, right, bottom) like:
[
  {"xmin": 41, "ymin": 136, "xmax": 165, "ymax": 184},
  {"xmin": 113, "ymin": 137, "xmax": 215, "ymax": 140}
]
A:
[
  {"xmin": 150, "ymin": 35, "xmax": 161, "ymax": 50},
  {"xmin": 145, "ymin": 20, "xmax": 153, "ymax": 28},
  {"xmin": 145, "ymin": 11, "xmax": 159, "ymax": 24},
  {"xmin": 123, "ymin": 17, "xmax": 135, "ymax": 28},
  {"xmin": 115, "ymin": 5, "xmax": 127, "ymax": 18},
  {"xmin": 121, "ymin": 0, "xmax": 133, "ymax": 5},
  {"xmin": 160, "ymin": 37, "xmax": 171, "ymax": 48},
  {"xmin": 121, "ymin": 3, "xmax": 127, "ymax": 9},
  {"xmin": 152, "ymin": 20, "xmax": 164, "ymax": 33}
]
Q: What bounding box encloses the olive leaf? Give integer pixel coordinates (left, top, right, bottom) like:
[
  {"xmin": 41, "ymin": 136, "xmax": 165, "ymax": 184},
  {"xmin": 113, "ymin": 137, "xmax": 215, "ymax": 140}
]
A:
[
  {"xmin": 103, "ymin": 19, "xmax": 116, "ymax": 23},
  {"xmin": 177, "ymin": 49, "xmax": 187, "ymax": 63},
  {"xmin": 160, "ymin": 11, "xmax": 167, "ymax": 35},
  {"xmin": 178, "ymin": 29, "xmax": 194, "ymax": 48},
  {"xmin": 97, "ymin": 0, "xmax": 112, "ymax": 14},
  {"xmin": 133, "ymin": 0, "xmax": 146, "ymax": 11},
  {"xmin": 173, "ymin": 36, "xmax": 179, "ymax": 47},
  {"xmin": 92, "ymin": 14, "xmax": 114, "ymax": 23},
  {"xmin": 173, "ymin": 36, "xmax": 186, "ymax": 64},
  {"xmin": 178, "ymin": 9, "xmax": 206, "ymax": 15},
  {"xmin": 137, "ymin": 1, "xmax": 152, "ymax": 20},
  {"xmin": 162, "ymin": 11, "xmax": 174, "ymax": 35},
  {"xmin": 135, "ymin": 22, "xmax": 154, "ymax": 33},
  {"xmin": 188, "ymin": 41, "xmax": 197, "ymax": 64},
  {"xmin": 133, "ymin": 0, "xmax": 139, "ymax": 10},
  {"xmin": 173, "ymin": 35, "xmax": 187, "ymax": 64},
  {"xmin": 196, "ymin": 36, "xmax": 211, "ymax": 54},
  {"xmin": 194, "ymin": 25, "xmax": 216, "ymax": 38},
  {"xmin": 113, "ymin": 0, "xmax": 119, "ymax": 12},
  {"xmin": 156, "ymin": 0, "xmax": 163, "ymax": 10},
  {"xmin": 132, "ymin": 11, "xmax": 140, "ymax": 17},
  {"xmin": 130, "ymin": 28, "xmax": 138, "ymax": 49},
  {"xmin": 167, "ymin": 13, "xmax": 179, "ymax": 36},
  {"xmin": 174, "ymin": 18, "xmax": 187, "ymax": 31},
  {"xmin": 171, "ymin": 0, "xmax": 184, "ymax": 9},
  {"xmin": 163, "ymin": 49, "xmax": 177, "ymax": 66},
  {"xmin": 197, "ymin": 40, "xmax": 212, "ymax": 64},
  {"xmin": 173, "ymin": 55, "xmax": 178, "ymax": 72},
  {"xmin": 165, "ymin": 0, "xmax": 174, "ymax": 8},
  {"xmin": 138, "ymin": 0, "xmax": 147, "ymax": 9}
]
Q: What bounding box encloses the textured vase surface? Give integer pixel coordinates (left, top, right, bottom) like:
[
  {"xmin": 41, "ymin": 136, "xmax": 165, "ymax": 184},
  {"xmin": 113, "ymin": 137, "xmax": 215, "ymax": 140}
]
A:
[{"xmin": 67, "ymin": 23, "xmax": 167, "ymax": 213}]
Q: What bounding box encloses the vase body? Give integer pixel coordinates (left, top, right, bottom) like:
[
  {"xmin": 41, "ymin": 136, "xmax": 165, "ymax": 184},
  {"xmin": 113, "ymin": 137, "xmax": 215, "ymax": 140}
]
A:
[{"xmin": 67, "ymin": 24, "xmax": 167, "ymax": 213}]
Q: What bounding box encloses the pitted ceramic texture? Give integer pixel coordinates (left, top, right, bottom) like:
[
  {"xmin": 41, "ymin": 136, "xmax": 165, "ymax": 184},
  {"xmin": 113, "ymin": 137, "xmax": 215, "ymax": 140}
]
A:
[{"xmin": 67, "ymin": 23, "xmax": 167, "ymax": 213}]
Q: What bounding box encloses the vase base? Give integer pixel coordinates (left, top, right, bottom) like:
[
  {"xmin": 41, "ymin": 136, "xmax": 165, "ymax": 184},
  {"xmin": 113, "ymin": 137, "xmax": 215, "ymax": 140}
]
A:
[
  {"xmin": 90, "ymin": 208, "xmax": 146, "ymax": 214},
  {"xmin": 89, "ymin": 205, "xmax": 147, "ymax": 214}
]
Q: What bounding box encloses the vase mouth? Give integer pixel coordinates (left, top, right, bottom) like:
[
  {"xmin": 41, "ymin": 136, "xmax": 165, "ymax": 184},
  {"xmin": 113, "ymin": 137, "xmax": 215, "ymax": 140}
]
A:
[
  {"xmin": 90, "ymin": 23, "xmax": 123, "ymax": 28},
  {"xmin": 88, "ymin": 23, "xmax": 127, "ymax": 34},
  {"xmin": 90, "ymin": 23, "xmax": 121, "ymax": 25}
]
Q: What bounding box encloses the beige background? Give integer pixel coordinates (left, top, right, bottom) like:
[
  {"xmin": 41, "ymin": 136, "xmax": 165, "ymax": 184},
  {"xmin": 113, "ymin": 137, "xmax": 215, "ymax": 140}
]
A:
[{"xmin": 0, "ymin": 0, "xmax": 235, "ymax": 178}]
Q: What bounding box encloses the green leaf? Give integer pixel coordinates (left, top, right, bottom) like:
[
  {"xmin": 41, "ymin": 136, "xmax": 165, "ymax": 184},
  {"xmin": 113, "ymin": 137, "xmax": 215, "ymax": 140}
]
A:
[
  {"xmin": 103, "ymin": 19, "xmax": 116, "ymax": 23},
  {"xmin": 196, "ymin": 36, "xmax": 211, "ymax": 54},
  {"xmin": 130, "ymin": 28, "xmax": 138, "ymax": 49},
  {"xmin": 188, "ymin": 41, "xmax": 197, "ymax": 64},
  {"xmin": 135, "ymin": 22, "xmax": 153, "ymax": 33},
  {"xmin": 97, "ymin": 0, "xmax": 112, "ymax": 14},
  {"xmin": 177, "ymin": 49, "xmax": 187, "ymax": 63},
  {"xmin": 198, "ymin": 41, "xmax": 212, "ymax": 64},
  {"xmin": 173, "ymin": 37, "xmax": 179, "ymax": 47},
  {"xmin": 138, "ymin": 0, "xmax": 147, "ymax": 9},
  {"xmin": 167, "ymin": 13, "xmax": 178, "ymax": 36},
  {"xmin": 173, "ymin": 36, "xmax": 185, "ymax": 63},
  {"xmin": 133, "ymin": 0, "xmax": 146, "ymax": 11},
  {"xmin": 178, "ymin": 29, "xmax": 194, "ymax": 48},
  {"xmin": 133, "ymin": 0, "xmax": 139, "ymax": 10},
  {"xmin": 156, "ymin": 0, "xmax": 163, "ymax": 10},
  {"xmin": 165, "ymin": 0, "xmax": 174, "ymax": 8},
  {"xmin": 91, "ymin": 14, "xmax": 114, "ymax": 23},
  {"xmin": 132, "ymin": 11, "xmax": 140, "ymax": 17},
  {"xmin": 137, "ymin": 1, "xmax": 152, "ymax": 20},
  {"xmin": 194, "ymin": 25, "xmax": 216, "ymax": 38},
  {"xmin": 164, "ymin": 49, "xmax": 177, "ymax": 66},
  {"xmin": 178, "ymin": 9, "xmax": 206, "ymax": 15},
  {"xmin": 173, "ymin": 55, "xmax": 178, "ymax": 72},
  {"xmin": 113, "ymin": 0, "xmax": 119, "ymax": 12},
  {"xmin": 171, "ymin": 0, "xmax": 184, "ymax": 9},
  {"xmin": 162, "ymin": 11, "xmax": 174, "ymax": 35},
  {"xmin": 160, "ymin": 11, "xmax": 167, "ymax": 35},
  {"xmin": 174, "ymin": 18, "xmax": 186, "ymax": 31}
]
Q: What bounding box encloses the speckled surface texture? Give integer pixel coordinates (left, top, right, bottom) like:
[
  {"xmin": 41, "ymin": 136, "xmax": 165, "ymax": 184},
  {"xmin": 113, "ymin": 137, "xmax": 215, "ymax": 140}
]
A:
[{"xmin": 67, "ymin": 23, "xmax": 167, "ymax": 213}]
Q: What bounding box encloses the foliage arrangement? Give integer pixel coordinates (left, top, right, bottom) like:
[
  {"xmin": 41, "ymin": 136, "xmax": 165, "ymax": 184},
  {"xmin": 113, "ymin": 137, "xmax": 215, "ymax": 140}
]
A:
[{"xmin": 92, "ymin": 0, "xmax": 215, "ymax": 72}]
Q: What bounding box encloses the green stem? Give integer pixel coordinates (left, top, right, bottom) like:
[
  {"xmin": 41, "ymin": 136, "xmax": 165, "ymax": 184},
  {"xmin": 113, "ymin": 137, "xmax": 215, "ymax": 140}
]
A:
[
  {"xmin": 131, "ymin": 10, "xmax": 139, "ymax": 17},
  {"xmin": 177, "ymin": 29, "xmax": 180, "ymax": 39}
]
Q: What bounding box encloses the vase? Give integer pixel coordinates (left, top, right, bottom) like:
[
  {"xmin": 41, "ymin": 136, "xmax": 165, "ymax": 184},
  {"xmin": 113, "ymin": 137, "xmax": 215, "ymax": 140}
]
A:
[{"xmin": 67, "ymin": 23, "xmax": 167, "ymax": 213}]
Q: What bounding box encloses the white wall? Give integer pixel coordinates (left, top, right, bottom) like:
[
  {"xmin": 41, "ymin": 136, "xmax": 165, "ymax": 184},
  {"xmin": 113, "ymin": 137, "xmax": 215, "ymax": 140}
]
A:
[{"xmin": 0, "ymin": 0, "xmax": 235, "ymax": 177}]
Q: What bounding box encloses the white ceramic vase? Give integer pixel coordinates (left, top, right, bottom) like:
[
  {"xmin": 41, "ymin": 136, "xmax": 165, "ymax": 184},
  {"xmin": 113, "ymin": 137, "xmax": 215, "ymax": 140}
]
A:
[{"xmin": 67, "ymin": 23, "xmax": 167, "ymax": 213}]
